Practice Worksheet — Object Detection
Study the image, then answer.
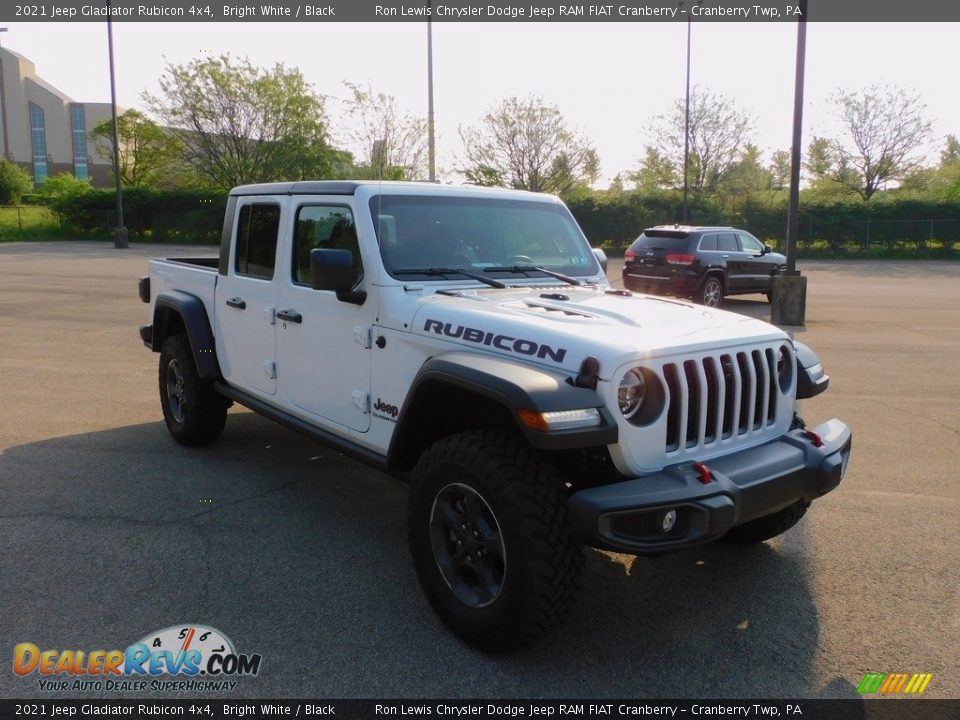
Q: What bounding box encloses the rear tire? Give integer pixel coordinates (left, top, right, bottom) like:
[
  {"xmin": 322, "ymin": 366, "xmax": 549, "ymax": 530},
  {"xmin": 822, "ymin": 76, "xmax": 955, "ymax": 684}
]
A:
[
  {"xmin": 158, "ymin": 334, "xmax": 228, "ymax": 446},
  {"xmin": 720, "ymin": 500, "xmax": 809, "ymax": 545},
  {"xmin": 698, "ymin": 276, "xmax": 724, "ymax": 307},
  {"xmin": 408, "ymin": 430, "xmax": 583, "ymax": 652}
]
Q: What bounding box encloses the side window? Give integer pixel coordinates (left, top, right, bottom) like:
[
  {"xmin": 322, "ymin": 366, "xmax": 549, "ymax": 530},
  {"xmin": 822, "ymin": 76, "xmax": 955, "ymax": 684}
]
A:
[
  {"xmin": 293, "ymin": 205, "xmax": 362, "ymax": 288},
  {"xmin": 738, "ymin": 233, "xmax": 764, "ymax": 253},
  {"xmin": 235, "ymin": 203, "xmax": 280, "ymax": 279},
  {"xmin": 718, "ymin": 232, "xmax": 739, "ymax": 252},
  {"xmin": 699, "ymin": 234, "xmax": 718, "ymax": 251}
]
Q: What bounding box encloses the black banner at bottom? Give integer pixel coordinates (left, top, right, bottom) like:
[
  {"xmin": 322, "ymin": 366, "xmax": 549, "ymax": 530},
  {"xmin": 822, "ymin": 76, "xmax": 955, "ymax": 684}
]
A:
[{"xmin": 0, "ymin": 700, "xmax": 958, "ymax": 720}]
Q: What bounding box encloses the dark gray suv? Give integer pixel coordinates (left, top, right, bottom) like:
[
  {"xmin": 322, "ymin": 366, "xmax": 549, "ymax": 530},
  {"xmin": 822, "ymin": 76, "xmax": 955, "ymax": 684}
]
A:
[{"xmin": 622, "ymin": 225, "xmax": 787, "ymax": 307}]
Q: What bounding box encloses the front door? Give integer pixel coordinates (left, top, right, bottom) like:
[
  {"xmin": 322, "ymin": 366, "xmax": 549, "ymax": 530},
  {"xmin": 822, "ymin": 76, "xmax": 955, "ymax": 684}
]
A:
[
  {"xmin": 276, "ymin": 201, "xmax": 373, "ymax": 433},
  {"xmin": 736, "ymin": 232, "xmax": 772, "ymax": 291},
  {"xmin": 215, "ymin": 199, "xmax": 283, "ymax": 397}
]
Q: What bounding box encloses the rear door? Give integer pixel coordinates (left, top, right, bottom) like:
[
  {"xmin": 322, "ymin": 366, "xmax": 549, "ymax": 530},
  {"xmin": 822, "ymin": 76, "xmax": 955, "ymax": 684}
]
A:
[
  {"xmin": 276, "ymin": 200, "xmax": 373, "ymax": 433},
  {"xmin": 215, "ymin": 198, "xmax": 283, "ymax": 397},
  {"xmin": 717, "ymin": 231, "xmax": 748, "ymax": 291}
]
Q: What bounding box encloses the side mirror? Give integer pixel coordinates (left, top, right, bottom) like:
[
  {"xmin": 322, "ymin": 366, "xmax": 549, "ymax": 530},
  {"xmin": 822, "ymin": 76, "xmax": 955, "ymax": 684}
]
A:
[
  {"xmin": 310, "ymin": 248, "xmax": 366, "ymax": 305},
  {"xmin": 592, "ymin": 247, "xmax": 608, "ymax": 275},
  {"xmin": 763, "ymin": 244, "xmax": 773, "ymax": 255}
]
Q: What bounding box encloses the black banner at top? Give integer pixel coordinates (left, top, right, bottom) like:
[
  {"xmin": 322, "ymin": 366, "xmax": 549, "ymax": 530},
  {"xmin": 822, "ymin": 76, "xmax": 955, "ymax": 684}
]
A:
[{"xmin": 3, "ymin": 0, "xmax": 960, "ymax": 23}]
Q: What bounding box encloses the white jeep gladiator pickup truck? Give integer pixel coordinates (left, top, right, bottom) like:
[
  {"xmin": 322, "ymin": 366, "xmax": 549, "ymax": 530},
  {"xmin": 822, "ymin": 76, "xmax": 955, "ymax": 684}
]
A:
[{"xmin": 139, "ymin": 181, "xmax": 852, "ymax": 651}]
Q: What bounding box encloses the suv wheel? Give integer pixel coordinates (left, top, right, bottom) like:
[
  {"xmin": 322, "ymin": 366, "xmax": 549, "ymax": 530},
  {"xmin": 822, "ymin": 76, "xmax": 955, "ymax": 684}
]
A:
[
  {"xmin": 699, "ymin": 276, "xmax": 724, "ymax": 307},
  {"xmin": 159, "ymin": 334, "xmax": 228, "ymax": 446},
  {"xmin": 408, "ymin": 430, "xmax": 583, "ymax": 652}
]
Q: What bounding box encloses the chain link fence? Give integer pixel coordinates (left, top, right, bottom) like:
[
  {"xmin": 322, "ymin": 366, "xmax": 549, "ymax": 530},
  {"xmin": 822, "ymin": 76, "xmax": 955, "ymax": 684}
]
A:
[{"xmin": 788, "ymin": 217, "xmax": 960, "ymax": 257}]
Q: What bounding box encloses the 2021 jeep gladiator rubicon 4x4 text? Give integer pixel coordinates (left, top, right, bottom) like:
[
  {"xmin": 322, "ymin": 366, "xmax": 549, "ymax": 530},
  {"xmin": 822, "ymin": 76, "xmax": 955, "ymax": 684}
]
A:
[{"xmin": 139, "ymin": 181, "xmax": 851, "ymax": 651}]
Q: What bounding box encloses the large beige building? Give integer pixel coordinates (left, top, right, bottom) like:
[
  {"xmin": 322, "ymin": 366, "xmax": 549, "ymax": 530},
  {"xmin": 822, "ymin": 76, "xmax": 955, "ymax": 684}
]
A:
[{"xmin": 0, "ymin": 45, "xmax": 115, "ymax": 186}]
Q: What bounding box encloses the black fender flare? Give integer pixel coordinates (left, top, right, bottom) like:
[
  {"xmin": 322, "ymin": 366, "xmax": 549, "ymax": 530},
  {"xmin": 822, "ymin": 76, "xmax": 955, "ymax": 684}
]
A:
[
  {"xmin": 151, "ymin": 291, "xmax": 221, "ymax": 379},
  {"xmin": 793, "ymin": 341, "xmax": 830, "ymax": 399},
  {"xmin": 387, "ymin": 351, "xmax": 618, "ymax": 469}
]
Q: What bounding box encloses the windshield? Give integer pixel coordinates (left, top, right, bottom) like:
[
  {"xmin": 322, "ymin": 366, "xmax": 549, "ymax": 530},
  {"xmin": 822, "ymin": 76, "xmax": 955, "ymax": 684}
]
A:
[{"xmin": 369, "ymin": 194, "xmax": 600, "ymax": 281}]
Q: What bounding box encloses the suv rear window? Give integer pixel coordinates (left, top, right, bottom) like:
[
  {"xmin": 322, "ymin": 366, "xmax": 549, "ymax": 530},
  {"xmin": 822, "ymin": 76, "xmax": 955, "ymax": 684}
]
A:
[{"xmin": 630, "ymin": 232, "xmax": 689, "ymax": 250}]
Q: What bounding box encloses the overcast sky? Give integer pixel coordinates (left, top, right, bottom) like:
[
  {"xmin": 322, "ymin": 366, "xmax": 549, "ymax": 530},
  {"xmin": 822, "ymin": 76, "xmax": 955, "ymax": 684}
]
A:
[{"xmin": 5, "ymin": 21, "xmax": 958, "ymax": 185}]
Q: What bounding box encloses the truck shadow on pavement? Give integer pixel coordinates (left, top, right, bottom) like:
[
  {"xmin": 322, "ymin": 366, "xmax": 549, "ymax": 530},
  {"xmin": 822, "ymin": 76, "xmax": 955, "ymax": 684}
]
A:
[{"xmin": 0, "ymin": 411, "xmax": 826, "ymax": 698}]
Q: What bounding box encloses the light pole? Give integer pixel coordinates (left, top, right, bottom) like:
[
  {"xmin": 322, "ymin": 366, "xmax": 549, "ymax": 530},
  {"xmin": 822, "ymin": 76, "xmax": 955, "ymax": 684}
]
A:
[
  {"xmin": 427, "ymin": 0, "xmax": 436, "ymax": 182},
  {"xmin": 0, "ymin": 28, "xmax": 11, "ymax": 162},
  {"xmin": 106, "ymin": 0, "xmax": 127, "ymax": 248},
  {"xmin": 770, "ymin": 0, "xmax": 809, "ymax": 326},
  {"xmin": 680, "ymin": 1, "xmax": 701, "ymax": 224}
]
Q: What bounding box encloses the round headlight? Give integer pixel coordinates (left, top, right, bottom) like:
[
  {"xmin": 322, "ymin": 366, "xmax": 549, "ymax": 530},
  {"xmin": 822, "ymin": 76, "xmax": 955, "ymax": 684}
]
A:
[
  {"xmin": 618, "ymin": 369, "xmax": 646, "ymax": 418},
  {"xmin": 776, "ymin": 344, "xmax": 793, "ymax": 393}
]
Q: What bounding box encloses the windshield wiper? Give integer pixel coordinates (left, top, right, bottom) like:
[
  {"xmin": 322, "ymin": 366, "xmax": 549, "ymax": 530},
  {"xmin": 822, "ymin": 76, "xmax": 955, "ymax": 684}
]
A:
[
  {"xmin": 393, "ymin": 267, "xmax": 509, "ymax": 289},
  {"xmin": 483, "ymin": 265, "xmax": 585, "ymax": 286}
]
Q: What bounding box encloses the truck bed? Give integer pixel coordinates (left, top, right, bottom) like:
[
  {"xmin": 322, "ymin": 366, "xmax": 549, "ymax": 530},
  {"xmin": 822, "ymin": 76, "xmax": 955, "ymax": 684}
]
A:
[{"xmin": 148, "ymin": 257, "xmax": 219, "ymax": 322}]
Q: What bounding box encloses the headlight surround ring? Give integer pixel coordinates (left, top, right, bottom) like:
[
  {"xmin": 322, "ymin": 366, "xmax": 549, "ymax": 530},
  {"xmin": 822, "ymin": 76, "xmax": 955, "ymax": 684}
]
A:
[{"xmin": 618, "ymin": 369, "xmax": 646, "ymax": 419}]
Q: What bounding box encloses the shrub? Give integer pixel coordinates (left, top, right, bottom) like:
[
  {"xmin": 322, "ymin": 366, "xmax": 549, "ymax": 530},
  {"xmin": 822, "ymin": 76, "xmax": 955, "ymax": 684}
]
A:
[{"xmin": 0, "ymin": 160, "xmax": 33, "ymax": 206}]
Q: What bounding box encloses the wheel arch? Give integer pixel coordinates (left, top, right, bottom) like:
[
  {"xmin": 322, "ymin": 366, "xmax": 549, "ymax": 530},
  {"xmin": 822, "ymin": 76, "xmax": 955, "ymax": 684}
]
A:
[
  {"xmin": 702, "ymin": 267, "xmax": 726, "ymax": 289},
  {"xmin": 151, "ymin": 291, "xmax": 221, "ymax": 379},
  {"xmin": 386, "ymin": 352, "xmax": 617, "ymax": 472}
]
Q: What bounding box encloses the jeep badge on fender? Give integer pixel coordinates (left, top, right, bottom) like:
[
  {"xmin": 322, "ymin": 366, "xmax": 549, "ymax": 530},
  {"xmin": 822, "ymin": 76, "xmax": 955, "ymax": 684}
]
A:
[{"xmin": 139, "ymin": 181, "xmax": 851, "ymax": 652}]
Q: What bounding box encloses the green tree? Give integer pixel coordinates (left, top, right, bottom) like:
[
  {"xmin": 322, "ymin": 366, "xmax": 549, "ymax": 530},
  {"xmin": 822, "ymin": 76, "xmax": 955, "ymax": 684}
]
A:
[
  {"xmin": 803, "ymin": 136, "xmax": 860, "ymax": 198},
  {"xmin": 0, "ymin": 159, "xmax": 33, "ymax": 205},
  {"xmin": 37, "ymin": 172, "xmax": 93, "ymax": 198},
  {"xmin": 144, "ymin": 54, "xmax": 344, "ymax": 190},
  {"xmin": 340, "ymin": 82, "xmax": 428, "ymax": 180},
  {"xmin": 932, "ymin": 135, "xmax": 960, "ymax": 199},
  {"xmin": 720, "ymin": 144, "xmax": 772, "ymax": 198},
  {"xmin": 830, "ymin": 84, "xmax": 934, "ymax": 199},
  {"xmin": 768, "ymin": 149, "xmax": 791, "ymax": 190},
  {"xmin": 646, "ymin": 87, "xmax": 753, "ymax": 193},
  {"xmin": 629, "ymin": 147, "xmax": 678, "ymax": 191},
  {"xmin": 89, "ymin": 110, "xmax": 184, "ymax": 188},
  {"xmin": 459, "ymin": 95, "xmax": 598, "ymax": 195}
]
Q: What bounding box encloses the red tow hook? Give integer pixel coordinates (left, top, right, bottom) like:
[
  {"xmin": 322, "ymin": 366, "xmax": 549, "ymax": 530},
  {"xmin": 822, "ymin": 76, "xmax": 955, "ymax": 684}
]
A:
[
  {"xmin": 693, "ymin": 462, "xmax": 713, "ymax": 484},
  {"xmin": 803, "ymin": 429, "xmax": 824, "ymax": 448}
]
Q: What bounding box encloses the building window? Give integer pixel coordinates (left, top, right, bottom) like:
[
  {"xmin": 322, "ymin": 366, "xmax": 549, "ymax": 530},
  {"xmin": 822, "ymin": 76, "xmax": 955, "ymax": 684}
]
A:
[
  {"xmin": 29, "ymin": 103, "xmax": 48, "ymax": 184},
  {"xmin": 70, "ymin": 105, "xmax": 88, "ymax": 181}
]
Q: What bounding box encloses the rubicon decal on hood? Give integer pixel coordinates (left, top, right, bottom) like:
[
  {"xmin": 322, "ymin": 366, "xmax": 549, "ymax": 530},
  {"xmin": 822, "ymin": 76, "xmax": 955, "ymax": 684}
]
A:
[{"xmin": 424, "ymin": 319, "xmax": 567, "ymax": 363}]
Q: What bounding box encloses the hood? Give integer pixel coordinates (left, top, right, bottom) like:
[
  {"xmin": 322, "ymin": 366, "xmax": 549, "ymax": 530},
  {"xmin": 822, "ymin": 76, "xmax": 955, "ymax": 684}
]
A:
[{"xmin": 409, "ymin": 285, "xmax": 788, "ymax": 376}]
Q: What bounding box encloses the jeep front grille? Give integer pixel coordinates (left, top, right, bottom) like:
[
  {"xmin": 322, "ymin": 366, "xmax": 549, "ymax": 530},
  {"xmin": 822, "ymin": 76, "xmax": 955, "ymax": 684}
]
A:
[{"xmin": 664, "ymin": 349, "xmax": 780, "ymax": 452}]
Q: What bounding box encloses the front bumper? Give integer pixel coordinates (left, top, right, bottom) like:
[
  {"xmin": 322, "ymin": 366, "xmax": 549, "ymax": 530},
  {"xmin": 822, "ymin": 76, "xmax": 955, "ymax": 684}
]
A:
[{"xmin": 569, "ymin": 418, "xmax": 852, "ymax": 555}]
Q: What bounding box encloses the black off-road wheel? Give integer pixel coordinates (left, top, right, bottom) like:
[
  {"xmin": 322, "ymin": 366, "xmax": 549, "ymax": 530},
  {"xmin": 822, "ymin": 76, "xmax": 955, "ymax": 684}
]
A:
[
  {"xmin": 698, "ymin": 275, "xmax": 724, "ymax": 308},
  {"xmin": 720, "ymin": 500, "xmax": 809, "ymax": 545},
  {"xmin": 158, "ymin": 334, "xmax": 228, "ymax": 446},
  {"xmin": 408, "ymin": 430, "xmax": 583, "ymax": 652}
]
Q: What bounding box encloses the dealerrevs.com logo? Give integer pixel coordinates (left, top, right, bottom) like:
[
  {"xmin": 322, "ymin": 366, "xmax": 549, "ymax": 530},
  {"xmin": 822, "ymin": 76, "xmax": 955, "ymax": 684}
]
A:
[{"xmin": 13, "ymin": 625, "xmax": 262, "ymax": 692}]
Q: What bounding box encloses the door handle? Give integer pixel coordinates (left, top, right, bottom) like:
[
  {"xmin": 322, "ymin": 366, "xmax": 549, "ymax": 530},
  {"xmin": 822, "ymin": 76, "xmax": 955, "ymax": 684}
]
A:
[
  {"xmin": 721, "ymin": 255, "xmax": 729, "ymax": 259},
  {"xmin": 277, "ymin": 309, "xmax": 302, "ymax": 324},
  {"xmin": 226, "ymin": 297, "xmax": 246, "ymax": 309}
]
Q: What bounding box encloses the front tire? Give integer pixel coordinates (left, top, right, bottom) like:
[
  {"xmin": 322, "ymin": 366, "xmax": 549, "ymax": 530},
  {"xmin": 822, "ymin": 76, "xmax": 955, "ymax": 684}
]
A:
[
  {"xmin": 408, "ymin": 431, "xmax": 583, "ymax": 652},
  {"xmin": 158, "ymin": 334, "xmax": 228, "ymax": 446},
  {"xmin": 720, "ymin": 500, "xmax": 809, "ymax": 545},
  {"xmin": 698, "ymin": 276, "xmax": 724, "ymax": 307}
]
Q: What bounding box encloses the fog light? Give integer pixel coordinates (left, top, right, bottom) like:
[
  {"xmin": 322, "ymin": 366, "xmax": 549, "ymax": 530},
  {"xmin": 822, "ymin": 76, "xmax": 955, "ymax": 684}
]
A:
[{"xmin": 661, "ymin": 510, "xmax": 677, "ymax": 533}]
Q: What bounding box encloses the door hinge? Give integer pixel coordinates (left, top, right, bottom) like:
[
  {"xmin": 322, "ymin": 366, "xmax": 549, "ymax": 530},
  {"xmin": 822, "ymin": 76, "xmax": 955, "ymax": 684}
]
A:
[
  {"xmin": 264, "ymin": 360, "xmax": 277, "ymax": 379},
  {"xmin": 264, "ymin": 306, "xmax": 276, "ymax": 325},
  {"xmin": 353, "ymin": 325, "xmax": 372, "ymax": 349},
  {"xmin": 352, "ymin": 390, "xmax": 370, "ymax": 414}
]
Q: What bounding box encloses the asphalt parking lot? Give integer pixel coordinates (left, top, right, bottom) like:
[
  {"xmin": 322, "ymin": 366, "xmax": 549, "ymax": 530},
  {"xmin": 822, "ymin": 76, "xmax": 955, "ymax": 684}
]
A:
[{"xmin": 1, "ymin": 242, "xmax": 958, "ymax": 699}]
